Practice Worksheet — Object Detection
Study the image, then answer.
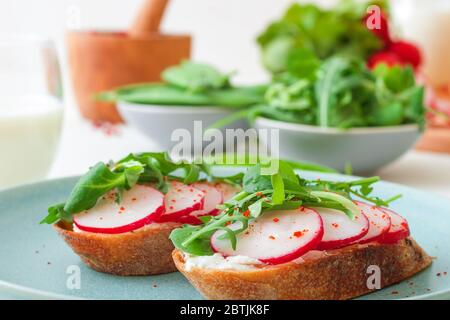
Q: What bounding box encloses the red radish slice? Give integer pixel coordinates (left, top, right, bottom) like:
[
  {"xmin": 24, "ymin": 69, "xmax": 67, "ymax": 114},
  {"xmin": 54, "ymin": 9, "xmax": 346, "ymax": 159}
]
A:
[
  {"xmin": 176, "ymin": 214, "xmax": 204, "ymax": 225},
  {"xmin": 213, "ymin": 182, "xmax": 241, "ymax": 201},
  {"xmin": 157, "ymin": 181, "xmax": 205, "ymax": 222},
  {"xmin": 211, "ymin": 207, "xmax": 323, "ymax": 265},
  {"xmin": 171, "ymin": 183, "xmax": 223, "ymax": 225},
  {"xmin": 316, "ymin": 208, "xmax": 369, "ymax": 250},
  {"xmin": 190, "ymin": 183, "xmax": 223, "ymax": 217},
  {"xmin": 353, "ymin": 201, "xmax": 391, "ymax": 244},
  {"xmin": 74, "ymin": 185, "xmax": 164, "ymax": 234},
  {"xmin": 378, "ymin": 208, "xmax": 410, "ymax": 244}
]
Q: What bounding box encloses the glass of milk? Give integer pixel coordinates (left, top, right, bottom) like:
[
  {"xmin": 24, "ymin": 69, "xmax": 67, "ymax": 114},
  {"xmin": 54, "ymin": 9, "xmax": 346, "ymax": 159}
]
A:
[
  {"xmin": 0, "ymin": 36, "xmax": 63, "ymax": 189},
  {"xmin": 390, "ymin": 0, "xmax": 450, "ymax": 92}
]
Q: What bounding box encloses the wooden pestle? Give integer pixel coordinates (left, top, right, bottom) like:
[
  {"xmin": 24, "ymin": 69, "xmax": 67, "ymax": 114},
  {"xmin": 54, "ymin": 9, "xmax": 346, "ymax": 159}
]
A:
[{"xmin": 130, "ymin": 0, "xmax": 169, "ymax": 36}]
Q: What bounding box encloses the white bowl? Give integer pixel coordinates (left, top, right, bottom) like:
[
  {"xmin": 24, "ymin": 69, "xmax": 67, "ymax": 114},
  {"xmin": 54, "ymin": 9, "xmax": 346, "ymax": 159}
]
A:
[
  {"xmin": 254, "ymin": 117, "xmax": 421, "ymax": 174},
  {"xmin": 117, "ymin": 102, "xmax": 248, "ymax": 152}
]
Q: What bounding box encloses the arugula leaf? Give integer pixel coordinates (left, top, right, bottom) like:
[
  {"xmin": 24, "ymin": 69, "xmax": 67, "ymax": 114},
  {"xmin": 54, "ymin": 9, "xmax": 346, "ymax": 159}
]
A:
[
  {"xmin": 63, "ymin": 162, "xmax": 129, "ymax": 214},
  {"xmin": 40, "ymin": 203, "xmax": 68, "ymax": 224},
  {"xmin": 170, "ymin": 225, "xmax": 214, "ymax": 256}
]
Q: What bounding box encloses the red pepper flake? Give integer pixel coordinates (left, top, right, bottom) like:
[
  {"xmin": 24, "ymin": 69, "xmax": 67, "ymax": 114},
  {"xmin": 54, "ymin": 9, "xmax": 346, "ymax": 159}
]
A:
[
  {"xmin": 444, "ymin": 272, "xmax": 448, "ymax": 276},
  {"xmin": 132, "ymin": 197, "xmax": 137, "ymax": 201},
  {"xmin": 224, "ymin": 221, "xmax": 231, "ymax": 226},
  {"xmin": 293, "ymin": 231, "xmax": 304, "ymax": 238},
  {"xmin": 120, "ymin": 206, "xmax": 125, "ymax": 211},
  {"xmin": 255, "ymin": 192, "xmax": 263, "ymax": 196},
  {"xmin": 243, "ymin": 210, "xmax": 250, "ymax": 217},
  {"xmin": 331, "ymin": 223, "xmax": 339, "ymax": 228},
  {"xmin": 189, "ymin": 189, "xmax": 194, "ymax": 192},
  {"xmin": 391, "ymin": 291, "xmax": 399, "ymax": 295},
  {"xmin": 437, "ymin": 273, "xmax": 442, "ymax": 277},
  {"xmin": 171, "ymin": 199, "xmax": 176, "ymax": 203},
  {"xmin": 269, "ymin": 235, "xmax": 276, "ymax": 240},
  {"xmin": 300, "ymin": 207, "xmax": 305, "ymax": 212},
  {"xmin": 273, "ymin": 218, "xmax": 279, "ymax": 223}
]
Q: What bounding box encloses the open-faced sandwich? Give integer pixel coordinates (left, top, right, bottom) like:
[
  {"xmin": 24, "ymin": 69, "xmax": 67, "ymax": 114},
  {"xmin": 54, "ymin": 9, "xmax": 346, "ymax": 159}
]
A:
[
  {"xmin": 41, "ymin": 152, "xmax": 240, "ymax": 276},
  {"xmin": 171, "ymin": 161, "xmax": 432, "ymax": 300}
]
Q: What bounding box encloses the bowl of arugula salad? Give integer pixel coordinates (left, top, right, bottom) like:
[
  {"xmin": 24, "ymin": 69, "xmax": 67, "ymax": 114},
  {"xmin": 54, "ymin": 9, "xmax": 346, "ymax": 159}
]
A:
[
  {"xmin": 99, "ymin": 61, "xmax": 266, "ymax": 151},
  {"xmin": 251, "ymin": 56, "xmax": 425, "ymax": 174},
  {"xmin": 241, "ymin": 0, "xmax": 425, "ymax": 174}
]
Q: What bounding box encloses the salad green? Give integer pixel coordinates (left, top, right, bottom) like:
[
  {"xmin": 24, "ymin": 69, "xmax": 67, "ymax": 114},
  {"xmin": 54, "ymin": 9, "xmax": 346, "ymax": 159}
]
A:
[
  {"xmin": 212, "ymin": 56, "xmax": 425, "ymax": 129},
  {"xmin": 98, "ymin": 61, "xmax": 267, "ymax": 108},
  {"xmin": 170, "ymin": 160, "xmax": 400, "ymax": 256},
  {"xmin": 257, "ymin": 0, "xmax": 386, "ymax": 73}
]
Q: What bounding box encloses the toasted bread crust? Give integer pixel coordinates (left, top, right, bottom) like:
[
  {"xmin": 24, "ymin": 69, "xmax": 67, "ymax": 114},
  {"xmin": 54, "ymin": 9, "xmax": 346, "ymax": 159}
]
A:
[
  {"xmin": 55, "ymin": 221, "xmax": 180, "ymax": 276},
  {"xmin": 173, "ymin": 237, "xmax": 432, "ymax": 300}
]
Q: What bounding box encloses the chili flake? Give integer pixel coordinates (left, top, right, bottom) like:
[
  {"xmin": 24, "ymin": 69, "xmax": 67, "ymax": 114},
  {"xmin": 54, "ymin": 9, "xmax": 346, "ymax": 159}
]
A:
[{"xmin": 293, "ymin": 231, "xmax": 304, "ymax": 238}]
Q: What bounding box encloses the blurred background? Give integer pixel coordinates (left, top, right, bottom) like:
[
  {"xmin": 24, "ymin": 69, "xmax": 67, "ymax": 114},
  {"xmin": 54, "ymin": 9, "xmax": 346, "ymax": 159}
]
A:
[{"xmin": 1, "ymin": 0, "xmax": 450, "ymax": 197}]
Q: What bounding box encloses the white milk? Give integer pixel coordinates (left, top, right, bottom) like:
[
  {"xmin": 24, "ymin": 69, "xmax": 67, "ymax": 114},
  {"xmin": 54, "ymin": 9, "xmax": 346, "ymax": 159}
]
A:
[
  {"xmin": 391, "ymin": 0, "xmax": 450, "ymax": 89},
  {"xmin": 0, "ymin": 95, "xmax": 63, "ymax": 188}
]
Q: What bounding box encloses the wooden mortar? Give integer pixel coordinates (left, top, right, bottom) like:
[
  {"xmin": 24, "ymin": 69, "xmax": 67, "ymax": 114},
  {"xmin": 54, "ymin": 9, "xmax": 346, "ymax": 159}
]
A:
[{"xmin": 67, "ymin": 0, "xmax": 191, "ymax": 123}]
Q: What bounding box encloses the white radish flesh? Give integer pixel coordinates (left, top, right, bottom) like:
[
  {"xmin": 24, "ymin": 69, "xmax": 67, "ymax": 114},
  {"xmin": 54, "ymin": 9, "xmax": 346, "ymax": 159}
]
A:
[
  {"xmin": 157, "ymin": 181, "xmax": 205, "ymax": 222},
  {"xmin": 190, "ymin": 183, "xmax": 223, "ymax": 217},
  {"xmin": 378, "ymin": 207, "xmax": 410, "ymax": 244},
  {"xmin": 211, "ymin": 207, "xmax": 323, "ymax": 264},
  {"xmin": 316, "ymin": 207, "xmax": 369, "ymax": 250},
  {"xmin": 74, "ymin": 185, "xmax": 164, "ymax": 234},
  {"xmin": 353, "ymin": 201, "xmax": 391, "ymax": 244}
]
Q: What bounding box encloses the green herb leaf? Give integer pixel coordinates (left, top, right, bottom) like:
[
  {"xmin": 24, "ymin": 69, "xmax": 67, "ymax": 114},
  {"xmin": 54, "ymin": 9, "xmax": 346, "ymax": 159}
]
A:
[{"xmin": 162, "ymin": 61, "xmax": 230, "ymax": 92}]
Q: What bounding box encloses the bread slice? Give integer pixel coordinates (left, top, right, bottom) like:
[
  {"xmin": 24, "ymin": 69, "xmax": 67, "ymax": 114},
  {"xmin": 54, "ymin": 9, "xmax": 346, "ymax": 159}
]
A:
[
  {"xmin": 55, "ymin": 221, "xmax": 180, "ymax": 276},
  {"xmin": 172, "ymin": 237, "xmax": 432, "ymax": 300}
]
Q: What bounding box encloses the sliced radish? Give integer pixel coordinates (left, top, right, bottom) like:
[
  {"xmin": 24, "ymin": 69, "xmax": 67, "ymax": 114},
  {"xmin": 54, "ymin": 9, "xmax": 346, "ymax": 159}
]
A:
[
  {"xmin": 190, "ymin": 182, "xmax": 223, "ymax": 217},
  {"xmin": 74, "ymin": 185, "xmax": 164, "ymax": 234},
  {"xmin": 176, "ymin": 214, "xmax": 204, "ymax": 225},
  {"xmin": 316, "ymin": 207, "xmax": 369, "ymax": 250},
  {"xmin": 157, "ymin": 181, "xmax": 205, "ymax": 222},
  {"xmin": 378, "ymin": 207, "xmax": 410, "ymax": 244},
  {"xmin": 211, "ymin": 207, "xmax": 323, "ymax": 265},
  {"xmin": 213, "ymin": 182, "xmax": 241, "ymax": 202},
  {"xmin": 353, "ymin": 201, "xmax": 391, "ymax": 244}
]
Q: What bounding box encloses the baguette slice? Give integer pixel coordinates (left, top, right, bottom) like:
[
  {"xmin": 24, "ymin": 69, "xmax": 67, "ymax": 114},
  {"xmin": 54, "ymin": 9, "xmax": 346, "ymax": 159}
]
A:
[
  {"xmin": 173, "ymin": 237, "xmax": 432, "ymax": 300},
  {"xmin": 55, "ymin": 221, "xmax": 180, "ymax": 276}
]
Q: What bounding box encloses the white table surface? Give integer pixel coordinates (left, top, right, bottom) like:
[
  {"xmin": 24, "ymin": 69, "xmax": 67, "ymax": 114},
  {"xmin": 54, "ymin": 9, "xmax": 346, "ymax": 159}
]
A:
[{"xmin": 49, "ymin": 105, "xmax": 450, "ymax": 200}]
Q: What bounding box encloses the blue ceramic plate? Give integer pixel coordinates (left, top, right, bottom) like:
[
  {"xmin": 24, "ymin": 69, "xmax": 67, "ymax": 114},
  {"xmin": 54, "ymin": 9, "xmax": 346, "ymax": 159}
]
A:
[{"xmin": 0, "ymin": 169, "xmax": 449, "ymax": 300}]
